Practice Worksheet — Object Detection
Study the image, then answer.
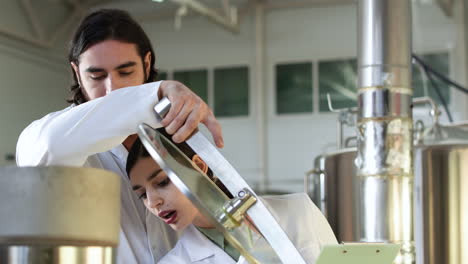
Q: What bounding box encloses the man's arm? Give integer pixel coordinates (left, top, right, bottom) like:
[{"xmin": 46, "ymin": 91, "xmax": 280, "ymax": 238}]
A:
[
  {"xmin": 16, "ymin": 81, "xmax": 223, "ymax": 167},
  {"xmin": 158, "ymin": 81, "xmax": 223, "ymax": 148},
  {"xmin": 16, "ymin": 82, "xmax": 162, "ymax": 166}
]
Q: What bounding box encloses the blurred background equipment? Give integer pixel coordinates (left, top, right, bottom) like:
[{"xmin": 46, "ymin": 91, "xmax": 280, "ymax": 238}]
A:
[
  {"xmin": 306, "ymin": 97, "xmax": 468, "ymax": 264},
  {"xmin": 0, "ymin": 167, "xmax": 120, "ymax": 264}
]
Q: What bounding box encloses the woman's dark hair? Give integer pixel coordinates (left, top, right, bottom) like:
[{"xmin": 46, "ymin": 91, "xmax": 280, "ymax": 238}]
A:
[
  {"xmin": 126, "ymin": 128, "xmax": 197, "ymax": 176},
  {"xmin": 126, "ymin": 128, "xmax": 232, "ymax": 198},
  {"xmin": 67, "ymin": 9, "xmax": 158, "ymax": 105}
]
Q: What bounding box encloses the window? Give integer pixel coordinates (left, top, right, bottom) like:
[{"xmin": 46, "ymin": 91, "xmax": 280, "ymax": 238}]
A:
[
  {"xmin": 272, "ymin": 52, "xmax": 449, "ymax": 115},
  {"xmin": 157, "ymin": 71, "xmax": 167, "ymax": 81},
  {"xmin": 319, "ymin": 59, "xmax": 357, "ymax": 112},
  {"xmin": 412, "ymin": 52, "xmax": 450, "ymax": 104},
  {"xmin": 173, "ymin": 69, "xmax": 208, "ymax": 103},
  {"xmin": 214, "ymin": 66, "xmax": 249, "ymax": 117},
  {"xmin": 276, "ymin": 62, "xmax": 313, "ymax": 114}
]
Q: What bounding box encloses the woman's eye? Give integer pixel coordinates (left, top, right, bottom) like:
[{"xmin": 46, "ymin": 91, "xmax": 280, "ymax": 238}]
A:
[
  {"xmin": 138, "ymin": 192, "xmax": 147, "ymax": 200},
  {"xmin": 157, "ymin": 177, "xmax": 170, "ymax": 187}
]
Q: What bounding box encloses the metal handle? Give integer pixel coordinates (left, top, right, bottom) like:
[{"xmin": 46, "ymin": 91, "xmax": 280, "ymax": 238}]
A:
[
  {"xmin": 304, "ymin": 168, "xmax": 325, "ymax": 199},
  {"xmin": 304, "ymin": 168, "xmax": 327, "ymax": 215},
  {"xmin": 344, "ymin": 136, "xmax": 357, "ymax": 148},
  {"xmin": 304, "ymin": 168, "xmax": 320, "ymax": 195},
  {"xmin": 216, "ymin": 188, "xmax": 257, "ymax": 230},
  {"xmin": 412, "ymin": 96, "xmax": 440, "ymax": 126},
  {"xmin": 154, "ymin": 97, "xmax": 172, "ymax": 121}
]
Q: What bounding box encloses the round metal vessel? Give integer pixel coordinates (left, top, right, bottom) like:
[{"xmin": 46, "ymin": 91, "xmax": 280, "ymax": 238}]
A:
[
  {"xmin": 0, "ymin": 166, "xmax": 120, "ymax": 264},
  {"xmin": 309, "ymin": 148, "xmax": 357, "ymax": 242},
  {"xmin": 414, "ymin": 143, "xmax": 468, "ymax": 264},
  {"xmin": 308, "ymin": 142, "xmax": 468, "ymax": 264}
]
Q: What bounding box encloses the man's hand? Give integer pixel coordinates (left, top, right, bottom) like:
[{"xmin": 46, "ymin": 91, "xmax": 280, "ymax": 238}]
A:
[{"xmin": 158, "ymin": 80, "xmax": 224, "ymax": 148}]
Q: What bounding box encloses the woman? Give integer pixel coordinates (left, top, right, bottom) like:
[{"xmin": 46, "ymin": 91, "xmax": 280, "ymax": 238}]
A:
[{"xmin": 126, "ymin": 130, "xmax": 337, "ymax": 263}]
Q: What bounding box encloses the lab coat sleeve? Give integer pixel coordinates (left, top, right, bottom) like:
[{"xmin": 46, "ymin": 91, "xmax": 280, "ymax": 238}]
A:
[
  {"xmin": 258, "ymin": 193, "xmax": 338, "ymax": 264},
  {"xmin": 16, "ymin": 82, "xmax": 162, "ymax": 166}
]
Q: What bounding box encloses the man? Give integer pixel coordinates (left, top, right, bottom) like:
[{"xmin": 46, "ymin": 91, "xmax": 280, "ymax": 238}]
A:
[{"xmin": 16, "ymin": 9, "xmax": 223, "ymax": 264}]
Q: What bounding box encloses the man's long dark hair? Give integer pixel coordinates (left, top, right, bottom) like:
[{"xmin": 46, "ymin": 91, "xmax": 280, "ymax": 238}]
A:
[{"xmin": 67, "ymin": 9, "xmax": 158, "ymax": 105}]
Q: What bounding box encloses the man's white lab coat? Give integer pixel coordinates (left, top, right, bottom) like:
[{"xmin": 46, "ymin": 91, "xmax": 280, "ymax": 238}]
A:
[
  {"xmin": 16, "ymin": 82, "xmax": 178, "ymax": 264},
  {"xmin": 158, "ymin": 193, "xmax": 338, "ymax": 264}
]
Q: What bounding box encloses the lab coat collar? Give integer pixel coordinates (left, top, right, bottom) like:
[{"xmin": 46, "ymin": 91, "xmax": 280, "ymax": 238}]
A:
[
  {"xmin": 184, "ymin": 225, "xmax": 216, "ymax": 262},
  {"xmin": 109, "ymin": 144, "xmax": 128, "ymax": 166}
]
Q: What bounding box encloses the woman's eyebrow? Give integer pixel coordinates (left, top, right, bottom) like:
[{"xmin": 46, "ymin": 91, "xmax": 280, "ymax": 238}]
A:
[
  {"xmin": 131, "ymin": 169, "xmax": 164, "ymax": 190},
  {"xmin": 147, "ymin": 169, "xmax": 163, "ymax": 182}
]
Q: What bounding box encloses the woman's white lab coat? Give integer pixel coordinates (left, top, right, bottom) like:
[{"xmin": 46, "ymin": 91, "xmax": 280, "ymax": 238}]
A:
[
  {"xmin": 158, "ymin": 225, "xmax": 238, "ymax": 264},
  {"xmin": 158, "ymin": 193, "xmax": 337, "ymax": 264}
]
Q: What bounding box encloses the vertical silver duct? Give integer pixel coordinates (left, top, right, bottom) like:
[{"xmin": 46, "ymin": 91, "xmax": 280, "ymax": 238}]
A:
[{"xmin": 356, "ymin": 1, "xmax": 414, "ymax": 264}]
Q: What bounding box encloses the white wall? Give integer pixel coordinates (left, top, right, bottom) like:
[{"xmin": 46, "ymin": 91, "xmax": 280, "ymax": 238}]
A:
[
  {"xmin": 135, "ymin": 3, "xmax": 461, "ymax": 193},
  {"xmin": 265, "ymin": 5, "xmax": 359, "ymax": 192},
  {"xmin": 0, "ymin": 1, "xmax": 81, "ymax": 166},
  {"xmin": 0, "ymin": 44, "xmax": 69, "ymax": 166}
]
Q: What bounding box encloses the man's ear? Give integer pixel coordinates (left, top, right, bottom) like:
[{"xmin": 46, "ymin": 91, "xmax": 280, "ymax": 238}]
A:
[
  {"xmin": 71, "ymin": 62, "xmax": 81, "ymax": 86},
  {"xmin": 192, "ymin": 154, "xmax": 208, "ymax": 174},
  {"xmin": 144, "ymin": 52, "xmax": 152, "ymax": 79}
]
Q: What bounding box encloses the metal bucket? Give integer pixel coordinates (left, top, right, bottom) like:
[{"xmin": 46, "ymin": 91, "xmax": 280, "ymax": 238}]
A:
[
  {"xmin": 0, "ymin": 166, "xmax": 120, "ymax": 264},
  {"xmin": 307, "ymin": 143, "xmax": 468, "ymax": 264}
]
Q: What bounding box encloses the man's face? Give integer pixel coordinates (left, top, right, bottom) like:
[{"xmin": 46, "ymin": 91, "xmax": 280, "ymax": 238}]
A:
[
  {"xmin": 71, "ymin": 39, "xmax": 151, "ymax": 100},
  {"xmin": 130, "ymin": 157, "xmax": 210, "ymax": 231}
]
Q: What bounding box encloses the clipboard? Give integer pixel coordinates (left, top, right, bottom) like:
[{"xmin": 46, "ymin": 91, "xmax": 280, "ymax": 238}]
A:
[{"xmin": 316, "ymin": 243, "xmax": 401, "ymax": 264}]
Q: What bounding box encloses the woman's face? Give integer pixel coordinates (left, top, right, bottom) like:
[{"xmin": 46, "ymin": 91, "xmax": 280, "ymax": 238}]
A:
[{"xmin": 129, "ymin": 156, "xmax": 211, "ymax": 231}]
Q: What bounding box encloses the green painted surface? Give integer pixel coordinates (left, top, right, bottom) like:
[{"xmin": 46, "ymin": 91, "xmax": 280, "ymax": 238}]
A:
[
  {"xmin": 412, "ymin": 52, "xmax": 450, "ymax": 104},
  {"xmin": 214, "ymin": 66, "xmax": 249, "ymax": 117},
  {"xmin": 316, "ymin": 243, "xmax": 401, "ymax": 264},
  {"xmin": 319, "ymin": 58, "xmax": 357, "ymax": 112},
  {"xmin": 157, "ymin": 71, "xmax": 167, "ymax": 81},
  {"xmin": 276, "ymin": 62, "xmax": 313, "ymax": 114},
  {"xmin": 173, "ymin": 69, "xmax": 208, "ymax": 103}
]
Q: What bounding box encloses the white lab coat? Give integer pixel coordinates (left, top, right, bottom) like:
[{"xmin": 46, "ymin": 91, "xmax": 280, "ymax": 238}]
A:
[
  {"xmin": 158, "ymin": 225, "xmax": 238, "ymax": 264},
  {"xmin": 159, "ymin": 193, "xmax": 338, "ymax": 264},
  {"xmin": 16, "ymin": 82, "xmax": 178, "ymax": 264}
]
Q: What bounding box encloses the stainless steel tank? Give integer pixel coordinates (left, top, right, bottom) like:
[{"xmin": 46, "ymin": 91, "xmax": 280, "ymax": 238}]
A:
[
  {"xmin": 0, "ymin": 166, "xmax": 121, "ymax": 264},
  {"xmin": 307, "ymin": 148, "xmax": 357, "ymax": 242},
  {"xmin": 413, "ymin": 142, "xmax": 468, "ymax": 264},
  {"xmin": 307, "ymin": 123, "xmax": 468, "ymax": 264}
]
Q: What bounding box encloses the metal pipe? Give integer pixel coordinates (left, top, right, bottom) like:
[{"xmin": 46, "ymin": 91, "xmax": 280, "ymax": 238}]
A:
[
  {"xmin": 356, "ymin": 1, "xmax": 414, "ymax": 263},
  {"xmin": 255, "ymin": 1, "xmax": 269, "ymax": 193},
  {"xmin": 0, "ymin": 26, "xmax": 50, "ymax": 48},
  {"xmin": 20, "ymin": 0, "xmax": 45, "ymax": 41},
  {"xmin": 169, "ymin": 0, "xmax": 239, "ymax": 33}
]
